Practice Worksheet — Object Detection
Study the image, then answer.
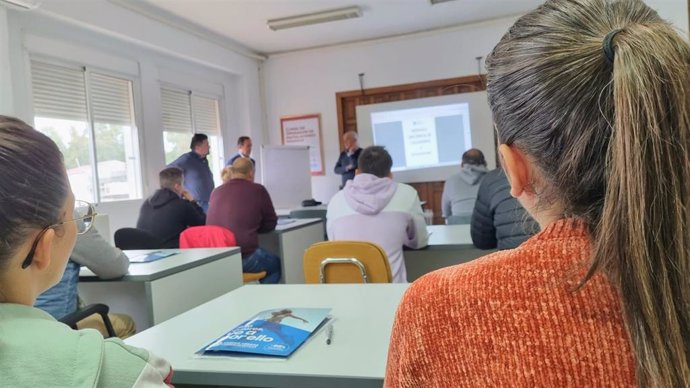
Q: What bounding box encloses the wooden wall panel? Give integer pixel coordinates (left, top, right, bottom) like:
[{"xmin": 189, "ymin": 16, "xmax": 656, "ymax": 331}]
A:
[{"xmin": 335, "ymin": 75, "xmax": 486, "ymax": 225}]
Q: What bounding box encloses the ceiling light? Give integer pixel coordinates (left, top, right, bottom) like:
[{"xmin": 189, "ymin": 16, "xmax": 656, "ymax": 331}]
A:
[
  {"xmin": 267, "ymin": 6, "xmax": 362, "ymax": 31},
  {"xmin": 429, "ymin": 0, "xmax": 457, "ymax": 4},
  {"xmin": 0, "ymin": 0, "xmax": 40, "ymax": 10}
]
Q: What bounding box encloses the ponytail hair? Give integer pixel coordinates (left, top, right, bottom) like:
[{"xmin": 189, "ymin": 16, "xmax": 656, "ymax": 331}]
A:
[{"xmin": 485, "ymin": 0, "xmax": 690, "ymax": 386}]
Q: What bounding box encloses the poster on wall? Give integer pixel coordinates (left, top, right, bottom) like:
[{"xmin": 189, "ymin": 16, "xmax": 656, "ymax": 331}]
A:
[{"xmin": 280, "ymin": 114, "xmax": 324, "ymax": 176}]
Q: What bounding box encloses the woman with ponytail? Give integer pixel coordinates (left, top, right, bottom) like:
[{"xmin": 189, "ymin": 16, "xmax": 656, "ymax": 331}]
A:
[{"xmin": 385, "ymin": 0, "xmax": 690, "ymax": 386}]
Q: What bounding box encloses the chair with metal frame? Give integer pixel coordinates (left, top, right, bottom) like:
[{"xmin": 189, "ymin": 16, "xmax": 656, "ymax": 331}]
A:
[
  {"xmin": 303, "ymin": 241, "xmax": 392, "ymax": 283},
  {"xmin": 58, "ymin": 303, "xmax": 117, "ymax": 338}
]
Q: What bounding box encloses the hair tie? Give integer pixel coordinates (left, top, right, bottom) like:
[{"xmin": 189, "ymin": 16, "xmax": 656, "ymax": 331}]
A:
[{"xmin": 603, "ymin": 29, "xmax": 622, "ymax": 64}]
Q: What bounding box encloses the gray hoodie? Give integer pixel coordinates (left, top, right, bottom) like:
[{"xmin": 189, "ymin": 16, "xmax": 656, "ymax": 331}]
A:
[{"xmin": 441, "ymin": 164, "xmax": 489, "ymax": 219}]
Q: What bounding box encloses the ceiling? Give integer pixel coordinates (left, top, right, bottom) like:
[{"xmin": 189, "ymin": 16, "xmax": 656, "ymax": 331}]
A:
[{"xmin": 114, "ymin": 0, "xmax": 544, "ymax": 56}]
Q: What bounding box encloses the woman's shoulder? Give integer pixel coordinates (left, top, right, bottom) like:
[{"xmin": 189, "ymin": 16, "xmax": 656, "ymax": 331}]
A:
[{"xmin": 99, "ymin": 338, "xmax": 173, "ymax": 387}]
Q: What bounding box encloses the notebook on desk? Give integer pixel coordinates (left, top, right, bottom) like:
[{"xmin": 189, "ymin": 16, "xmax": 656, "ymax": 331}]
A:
[
  {"xmin": 277, "ymin": 218, "xmax": 296, "ymax": 226},
  {"xmin": 128, "ymin": 251, "xmax": 178, "ymax": 263}
]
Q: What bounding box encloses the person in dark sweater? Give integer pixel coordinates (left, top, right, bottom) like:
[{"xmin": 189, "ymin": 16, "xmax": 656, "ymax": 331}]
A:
[
  {"xmin": 334, "ymin": 131, "xmax": 362, "ymax": 189},
  {"xmin": 206, "ymin": 158, "xmax": 281, "ymax": 283},
  {"xmin": 137, "ymin": 167, "xmax": 206, "ymax": 248},
  {"xmin": 470, "ymin": 168, "xmax": 538, "ymax": 250}
]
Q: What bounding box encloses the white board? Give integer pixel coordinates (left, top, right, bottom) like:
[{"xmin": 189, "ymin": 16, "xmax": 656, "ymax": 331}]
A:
[{"xmin": 261, "ymin": 145, "xmax": 312, "ymax": 208}]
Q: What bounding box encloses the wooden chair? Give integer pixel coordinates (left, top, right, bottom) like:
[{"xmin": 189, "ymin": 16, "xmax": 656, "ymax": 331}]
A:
[
  {"xmin": 303, "ymin": 241, "xmax": 392, "ymax": 283},
  {"xmin": 179, "ymin": 225, "xmax": 266, "ymax": 283},
  {"xmin": 58, "ymin": 303, "xmax": 117, "ymax": 338}
]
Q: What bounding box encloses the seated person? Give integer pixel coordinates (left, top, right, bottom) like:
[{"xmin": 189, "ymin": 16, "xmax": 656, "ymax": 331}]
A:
[
  {"xmin": 326, "ymin": 146, "xmax": 429, "ymax": 283},
  {"xmin": 35, "ymin": 224, "xmax": 135, "ymax": 338},
  {"xmin": 137, "ymin": 166, "xmax": 206, "ymax": 248},
  {"xmin": 207, "ymin": 158, "xmax": 281, "ymax": 283},
  {"xmin": 441, "ymin": 148, "xmax": 489, "ymax": 221},
  {"xmin": 0, "ymin": 116, "xmax": 172, "ymax": 386},
  {"xmin": 470, "ymin": 167, "xmax": 538, "ymax": 249}
]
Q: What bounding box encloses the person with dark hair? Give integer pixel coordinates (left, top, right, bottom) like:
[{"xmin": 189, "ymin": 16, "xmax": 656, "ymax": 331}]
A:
[
  {"xmin": 226, "ymin": 136, "xmax": 255, "ymax": 166},
  {"xmin": 327, "ymin": 146, "xmax": 428, "ymax": 283},
  {"xmin": 333, "ymin": 131, "xmax": 362, "ymax": 189},
  {"xmin": 0, "ymin": 116, "xmax": 172, "ymax": 386},
  {"xmin": 137, "ymin": 167, "xmax": 206, "ymax": 248},
  {"xmin": 470, "ymin": 167, "xmax": 538, "ymax": 250},
  {"xmin": 441, "ymin": 148, "xmax": 488, "ymax": 221},
  {"xmin": 207, "ymin": 158, "xmax": 281, "ymax": 283},
  {"xmin": 169, "ymin": 132, "xmax": 214, "ymax": 212},
  {"xmin": 386, "ymin": 1, "xmax": 690, "ymax": 386}
]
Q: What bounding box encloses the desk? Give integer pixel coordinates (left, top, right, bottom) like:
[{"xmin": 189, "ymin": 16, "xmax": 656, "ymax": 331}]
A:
[
  {"xmin": 275, "ymin": 204, "xmax": 327, "ymax": 217},
  {"xmin": 404, "ymin": 225, "xmax": 493, "ymax": 281},
  {"xmin": 258, "ymin": 218, "xmax": 325, "ymax": 284},
  {"xmin": 126, "ymin": 284, "xmax": 408, "ymax": 388},
  {"xmin": 79, "ymin": 248, "xmax": 243, "ymax": 331}
]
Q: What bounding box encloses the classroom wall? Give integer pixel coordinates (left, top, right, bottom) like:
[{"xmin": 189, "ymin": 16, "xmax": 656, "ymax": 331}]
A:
[
  {"xmin": 262, "ymin": 0, "xmax": 689, "ymax": 204},
  {"xmin": 0, "ymin": 0, "xmax": 266, "ymax": 233}
]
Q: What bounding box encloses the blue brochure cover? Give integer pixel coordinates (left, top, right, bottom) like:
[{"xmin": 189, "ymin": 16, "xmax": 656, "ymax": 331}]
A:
[
  {"xmin": 128, "ymin": 251, "xmax": 177, "ymax": 263},
  {"xmin": 200, "ymin": 308, "xmax": 331, "ymax": 357}
]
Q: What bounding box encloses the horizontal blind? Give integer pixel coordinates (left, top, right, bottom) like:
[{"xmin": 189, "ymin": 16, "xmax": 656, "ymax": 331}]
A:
[
  {"xmin": 31, "ymin": 60, "xmax": 88, "ymax": 122},
  {"xmin": 89, "ymin": 72, "xmax": 134, "ymax": 126},
  {"xmin": 161, "ymin": 88, "xmax": 192, "ymax": 133},
  {"xmin": 191, "ymin": 95, "xmax": 220, "ymax": 135}
]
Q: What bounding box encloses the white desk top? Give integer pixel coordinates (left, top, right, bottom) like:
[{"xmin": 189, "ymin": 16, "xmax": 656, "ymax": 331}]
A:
[
  {"xmin": 79, "ymin": 247, "xmax": 241, "ymax": 282},
  {"xmin": 126, "ymin": 284, "xmax": 408, "ymax": 387},
  {"xmin": 425, "ymin": 224, "xmax": 473, "ymax": 248},
  {"xmin": 270, "ymin": 217, "xmax": 322, "ymax": 233}
]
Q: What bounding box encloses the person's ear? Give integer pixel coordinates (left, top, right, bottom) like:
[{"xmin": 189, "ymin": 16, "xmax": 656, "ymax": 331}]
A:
[
  {"xmin": 498, "ymin": 144, "xmax": 531, "ymax": 198},
  {"xmin": 30, "ymin": 228, "xmax": 56, "ymax": 271}
]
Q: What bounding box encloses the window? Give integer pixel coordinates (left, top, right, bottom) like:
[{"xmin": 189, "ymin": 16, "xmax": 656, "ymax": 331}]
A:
[
  {"xmin": 161, "ymin": 87, "xmax": 224, "ymax": 186},
  {"xmin": 31, "ymin": 60, "xmax": 142, "ymax": 203}
]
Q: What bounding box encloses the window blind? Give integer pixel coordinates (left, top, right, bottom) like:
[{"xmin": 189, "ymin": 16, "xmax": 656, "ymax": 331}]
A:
[
  {"xmin": 31, "ymin": 60, "xmax": 88, "ymax": 122},
  {"xmin": 90, "ymin": 72, "xmax": 134, "ymax": 126},
  {"xmin": 191, "ymin": 95, "xmax": 220, "ymax": 135},
  {"xmin": 161, "ymin": 88, "xmax": 193, "ymax": 133}
]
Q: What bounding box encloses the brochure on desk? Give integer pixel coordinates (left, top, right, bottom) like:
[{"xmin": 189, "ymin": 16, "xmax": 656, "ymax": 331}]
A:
[{"xmin": 199, "ymin": 308, "xmax": 331, "ymax": 357}]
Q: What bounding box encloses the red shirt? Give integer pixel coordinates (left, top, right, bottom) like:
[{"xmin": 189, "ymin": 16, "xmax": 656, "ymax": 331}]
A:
[{"xmin": 206, "ymin": 179, "xmax": 277, "ymax": 257}]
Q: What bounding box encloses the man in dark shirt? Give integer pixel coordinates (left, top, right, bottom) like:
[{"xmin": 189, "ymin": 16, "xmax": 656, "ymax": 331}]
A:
[
  {"xmin": 226, "ymin": 136, "xmax": 255, "ymax": 166},
  {"xmin": 207, "ymin": 158, "xmax": 281, "ymax": 283},
  {"xmin": 168, "ymin": 133, "xmax": 215, "ymax": 212},
  {"xmin": 334, "ymin": 131, "xmax": 362, "ymax": 189},
  {"xmin": 137, "ymin": 167, "xmax": 206, "ymax": 248}
]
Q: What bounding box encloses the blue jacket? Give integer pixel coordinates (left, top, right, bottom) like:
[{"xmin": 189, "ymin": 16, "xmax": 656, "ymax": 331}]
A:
[{"xmin": 169, "ymin": 151, "xmax": 215, "ymax": 202}]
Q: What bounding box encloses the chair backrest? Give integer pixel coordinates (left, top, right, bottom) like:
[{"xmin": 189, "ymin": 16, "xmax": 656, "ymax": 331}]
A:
[
  {"xmin": 179, "ymin": 225, "xmax": 237, "ymax": 248},
  {"xmin": 303, "ymin": 241, "xmax": 392, "ymax": 284},
  {"xmin": 114, "ymin": 228, "xmax": 162, "ymax": 250},
  {"xmin": 447, "ymin": 215, "xmax": 472, "ymax": 225}
]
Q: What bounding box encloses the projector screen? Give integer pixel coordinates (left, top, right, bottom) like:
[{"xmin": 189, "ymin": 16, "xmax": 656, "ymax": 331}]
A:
[{"xmin": 356, "ymin": 92, "xmax": 496, "ymax": 183}]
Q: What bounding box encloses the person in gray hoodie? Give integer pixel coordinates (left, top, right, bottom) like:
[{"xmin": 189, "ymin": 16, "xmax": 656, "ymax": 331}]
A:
[
  {"xmin": 326, "ymin": 146, "xmax": 429, "ymax": 283},
  {"xmin": 441, "ymin": 148, "xmax": 489, "ymax": 222}
]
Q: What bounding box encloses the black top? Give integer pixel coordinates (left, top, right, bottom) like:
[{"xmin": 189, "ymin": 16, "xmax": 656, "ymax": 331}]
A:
[
  {"xmin": 136, "ymin": 188, "xmax": 206, "ymax": 248},
  {"xmin": 470, "ymin": 168, "xmax": 539, "ymax": 250},
  {"xmin": 333, "ymin": 148, "xmax": 362, "ymax": 187}
]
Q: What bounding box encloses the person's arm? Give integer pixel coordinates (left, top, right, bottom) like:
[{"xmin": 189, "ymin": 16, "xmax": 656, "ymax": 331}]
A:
[
  {"xmin": 71, "ymin": 227, "xmax": 129, "ymax": 279},
  {"xmin": 404, "ymin": 193, "xmax": 429, "ymax": 249},
  {"xmin": 182, "ymin": 197, "xmax": 206, "ymax": 227},
  {"xmin": 441, "ymin": 181, "xmax": 452, "ymax": 218},
  {"xmin": 258, "ymin": 187, "xmax": 278, "ymax": 232},
  {"xmin": 470, "ymin": 178, "xmax": 498, "ymax": 250},
  {"xmin": 334, "ymin": 152, "xmax": 347, "ymax": 175}
]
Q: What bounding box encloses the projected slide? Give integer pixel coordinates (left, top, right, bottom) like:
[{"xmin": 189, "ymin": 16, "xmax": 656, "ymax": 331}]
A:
[{"xmin": 371, "ymin": 103, "xmax": 471, "ymax": 171}]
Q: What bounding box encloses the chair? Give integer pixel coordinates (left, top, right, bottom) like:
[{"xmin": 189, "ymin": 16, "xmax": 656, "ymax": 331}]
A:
[
  {"xmin": 303, "ymin": 241, "xmax": 392, "ymax": 284},
  {"xmin": 179, "ymin": 225, "xmax": 266, "ymax": 283},
  {"xmin": 58, "ymin": 303, "xmax": 117, "ymax": 338},
  {"xmin": 114, "ymin": 228, "xmax": 163, "ymax": 250},
  {"xmin": 446, "ymin": 215, "xmax": 472, "ymax": 225}
]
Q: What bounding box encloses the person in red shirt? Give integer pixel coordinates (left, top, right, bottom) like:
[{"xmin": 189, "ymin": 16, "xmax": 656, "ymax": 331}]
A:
[{"xmin": 206, "ymin": 158, "xmax": 281, "ymax": 283}]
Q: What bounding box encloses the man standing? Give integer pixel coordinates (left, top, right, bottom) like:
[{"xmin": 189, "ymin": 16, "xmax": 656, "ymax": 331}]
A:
[
  {"xmin": 207, "ymin": 158, "xmax": 281, "ymax": 283},
  {"xmin": 137, "ymin": 167, "xmax": 206, "ymax": 248},
  {"xmin": 169, "ymin": 133, "xmax": 214, "ymax": 212},
  {"xmin": 333, "ymin": 131, "xmax": 362, "ymax": 188},
  {"xmin": 226, "ymin": 136, "xmax": 255, "ymax": 166},
  {"xmin": 327, "ymin": 146, "xmax": 428, "ymax": 283},
  {"xmin": 441, "ymin": 148, "xmax": 489, "ymax": 222}
]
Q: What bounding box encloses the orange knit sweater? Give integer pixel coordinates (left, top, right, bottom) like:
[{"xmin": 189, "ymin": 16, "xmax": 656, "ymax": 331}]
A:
[{"xmin": 385, "ymin": 219, "xmax": 636, "ymax": 387}]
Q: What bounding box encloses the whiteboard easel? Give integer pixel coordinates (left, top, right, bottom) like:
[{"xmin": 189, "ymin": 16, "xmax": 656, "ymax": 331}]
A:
[{"xmin": 261, "ymin": 145, "xmax": 312, "ymax": 208}]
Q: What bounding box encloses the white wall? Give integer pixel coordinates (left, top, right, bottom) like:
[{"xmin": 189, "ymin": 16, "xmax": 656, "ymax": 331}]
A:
[
  {"xmin": 263, "ymin": 0, "xmax": 689, "ymax": 204},
  {"xmin": 263, "ymin": 17, "xmax": 517, "ymax": 203},
  {"xmin": 1, "ymin": 0, "xmax": 265, "ymax": 233}
]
